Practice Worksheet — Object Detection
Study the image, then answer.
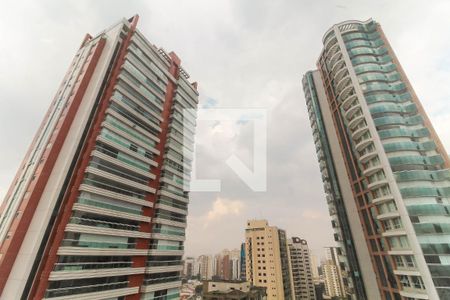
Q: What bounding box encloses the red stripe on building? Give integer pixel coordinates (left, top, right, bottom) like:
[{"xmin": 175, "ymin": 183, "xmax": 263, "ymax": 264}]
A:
[
  {"xmin": 30, "ymin": 15, "xmax": 140, "ymax": 300},
  {"xmin": 125, "ymin": 51, "xmax": 181, "ymax": 299},
  {"xmin": 0, "ymin": 36, "xmax": 106, "ymax": 294}
]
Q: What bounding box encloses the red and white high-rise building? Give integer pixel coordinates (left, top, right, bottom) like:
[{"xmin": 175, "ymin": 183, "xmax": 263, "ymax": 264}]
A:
[{"xmin": 0, "ymin": 15, "xmax": 198, "ymax": 300}]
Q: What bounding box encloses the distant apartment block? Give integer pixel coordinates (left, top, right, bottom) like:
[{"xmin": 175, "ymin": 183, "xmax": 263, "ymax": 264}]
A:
[
  {"xmin": 240, "ymin": 242, "xmax": 247, "ymax": 281},
  {"xmin": 245, "ymin": 220, "xmax": 293, "ymax": 300},
  {"xmin": 322, "ymin": 247, "xmax": 346, "ymax": 298},
  {"xmin": 184, "ymin": 257, "xmax": 195, "ymax": 278},
  {"xmin": 288, "ymin": 237, "xmax": 316, "ymax": 299},
  {"xmin": 0, "ymin": 15, "xmax": 198, "ymax": 299},
  {"xmin": 197, "ymin": 255, "xmax": 214, "ymax": 280},
  {"xmin": 202, "ymin": 279, "xmax": 267, "ymax": 300}
]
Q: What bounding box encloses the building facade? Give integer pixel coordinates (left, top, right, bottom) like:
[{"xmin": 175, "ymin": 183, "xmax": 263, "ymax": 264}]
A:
[
  {"xmin": 183, "ymin": 257, "xmax": 195, "ymax": 279},
  {"xmin": 322, "ymin": 247, "xmax": 347, "ymax": 298},
  {"xmin": 0, "ymin": 15, "xmax": 198, "ymax": 299},
  {"xmin": 322, "ymin": 263, "xmax": 343, "ymax": 298},
  {"xmin": 245, "ymin": 220, "xmax": 293, "ymax": 300},
  {"xmin": 303, "ymin": 19, "xmax": 450, "ymax": 300},
  {"xmin": 288, "ymin": 237, "xmax": 316, "ymax": 299},
  {"xmin": 197, "ymin": 255, "xmax": 214, "ymax": 280},
  {"xmin": 202, "ymin": 280, "xmax": 267, "ymax": 300},
  {"xmin": 240, "ymin": 242, "xmax": 247, "ymax": 281}
]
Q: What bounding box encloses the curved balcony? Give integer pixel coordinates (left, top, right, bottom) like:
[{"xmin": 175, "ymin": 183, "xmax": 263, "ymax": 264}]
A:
[
  {"xmin": 329, "ymin": 52, "xmax": 344, "ymax": 71},
  {"xmin": 368, "ymin": 179, "xmax": 389, "ymax": 190},
  {"xmin": 341, "ymin": 94, "xmax": 357, "ymax": 111},
  {"xmin": 355, "ymin": 136, "xmax": 373, "ymax": 151},
  {"xmin": 351, "ymin": 124, "xmax": 369, "ymax": 140},
  {"xmin": 331, "ymin": 59, "xmax": 346, "ymax": 77},
  {"xmin": 334, "ymin": 67, "xmax": 349, "ymax": 82},
  {"xmin": 344, "ymin": 103, "xmax": 361, "ymax": 120},
  {"xmin": 336, "ymin": 76, "xmax": 351, "ymax": 95},
  {"xmin": 324, "ymin": 35, "xmax": 338, "ymax": 52},
  {"xmin": 348, "ymin": 114, "xmax": 365, "ymax": 130},
  {"xmin": 359, "ymin": 149, "xmax": 377, "ymax": 164},
  {"xmin": 337, "ymin": 85, "xmax": 354, "ymax": 103},
  {"xmin": 362, "ymin": 163, "xmax": 383, "ymax": 177},
  {"xmin": 326, "ymin": 42, "xmax": 340, "ymax": 59},
  {"xmin": 372, "ymin": 194, "xmax": 394, "ymax": 205}
]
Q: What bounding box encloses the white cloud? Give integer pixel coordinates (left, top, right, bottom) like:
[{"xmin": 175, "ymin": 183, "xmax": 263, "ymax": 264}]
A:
[
  {"xmin": 301, "ymin": 209, "xmax": 328, "ymax": 221},
  {"xmin": 206, "ymin": 197, "xmax": 245, "ymax": 222}
]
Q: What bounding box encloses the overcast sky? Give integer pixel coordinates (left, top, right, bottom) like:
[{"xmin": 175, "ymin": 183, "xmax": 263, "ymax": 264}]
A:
[{"xmin": 1, "ymin": 0, "xmax": 450, "ymax": 259}]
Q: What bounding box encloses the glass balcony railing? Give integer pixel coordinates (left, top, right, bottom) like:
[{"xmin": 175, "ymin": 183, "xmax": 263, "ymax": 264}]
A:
[
  {"xmin": 45, "ymin": 281, "xmax": 129, "ymax": 298},
  {"xmin": 157, "ymin": 199, "xmax": 187, "ymax": 211},
  {"xmin": 150, "ymin": 244, "xmax": 184, "ymax": 251},
  {"xmin": 105, "ymin": 115, "xmax": 156, "ymax": 148},
  {"xmin": 77, "ymin": 197, "xmax": 142, "ymax": 216},
  {"xmin": 83, "ymin": 178, "xmax": 146, "ymax": 199},
  {"xmin": 143, "ymin": 276, "xmax": 181, "ymax": 286},
  {"xmin": 53, "ymin": 261, "xmax": 132, "ymax": 271},
  {"xmin": 69, "ymin": 217, "xmax": 140, "ymax": 232},
  {"xmin": 146, "ymin": 260, "xmax": 183, "ymax": 267},
  {"xmin": 61, "ymin": 239, "xmax": 136, "ymax": 249},
  {"xmin": 152, "ymin": 228, "xmax": 185, "ymax": 237}
]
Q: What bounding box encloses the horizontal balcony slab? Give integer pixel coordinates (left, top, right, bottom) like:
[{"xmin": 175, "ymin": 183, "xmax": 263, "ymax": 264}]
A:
[
  {"xmin": 43, "ymin": 287, "xmax": 139, "ymax": 300},
  {"xmin": 57, "ymin": 247, "xmax": 148, "ymax": 256},
  {"xmin": 49, "ymin": 267, "xmax": 145, "ymax": 281},
  {"xmin": 65, "ymin": 224, "xmax": 151, "ymax": 239},
  {"xmin": 73, "ymin": 203, "xmax": 150, "ymax": 223},
  {"xmin": 140, "ymin": 280, "xmax": 181, "ymax": 293}
]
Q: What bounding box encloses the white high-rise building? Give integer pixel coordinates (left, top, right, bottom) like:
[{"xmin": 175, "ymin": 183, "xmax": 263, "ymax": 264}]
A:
[
  {"xmin": 303, "ymin": 18, "xmax": 450, "ymax": 299},
  {"xmin": 288, "ymin": 237, "xmax": 316, "ymax": 299},
  {"xmin": 197, "ymin": 255, "xmax": 213, "ymax": 280}
]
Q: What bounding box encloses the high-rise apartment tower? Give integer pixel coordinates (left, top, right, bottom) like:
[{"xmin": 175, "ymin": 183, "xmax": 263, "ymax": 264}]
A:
[
  {"xmin": 288, "ymin": 237, "xmax": 316, "ymax": 300},
  {"xmin": 245, "ymin": 220, "xmax": 293, "ymax": 300},
  {"xmin": 303, "ymin": 19, "xmax": 450, "ymax": 300},
  {"xmin": 0, "ymin": 15, "xmax": 198, "ymax": 299}
]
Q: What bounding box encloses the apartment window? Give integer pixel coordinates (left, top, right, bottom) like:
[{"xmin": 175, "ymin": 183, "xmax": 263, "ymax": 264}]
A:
[
  {"xmin": 394, "ymin": 256, "xmax": 404, "ymax": 268},
  {"xmin": 399, "ymin": 275, "xmax": 410, "ymax": 288},
  {"xmin": 404, "ymin": 256, "xmax": 415, "ymax": 268}
]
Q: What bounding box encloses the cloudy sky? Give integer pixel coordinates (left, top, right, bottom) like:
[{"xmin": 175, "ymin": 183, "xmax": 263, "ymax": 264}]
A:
[{"xmin": 1, "ymin": 0, "xmax": 450, "ymax": 259}]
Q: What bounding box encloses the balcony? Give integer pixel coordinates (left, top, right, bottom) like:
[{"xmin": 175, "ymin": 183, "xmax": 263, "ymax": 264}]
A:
[
  {"xmin": 355, "ymin": 137, "xmax": 373, "ymax": 151},
  {"xmin": 73, "ymin": 198, "xmax": 149, "ymax": 223},
  {"xmin": 348, "ymin": 114, "xmax": 365, "ymax": 130},
  {"xmin": 352, "ymin": 124, "xmax": 369, "ymax": 140},
  {"xmin": 336, "ymin": 75, "xmax": 351, "ymax": 95},
  {"xmin": 140, "ymin": 278, "xmax": 182, "ymax": 293},
  {"xmin": 44, "ymin": 281, "xmax": 134, "ymax": 299},
  {"xmin": 362, "ymin": 163, "xmax": 383, "ymax": 177},
  {"xmin": 372, "ymin": 194, "xmax": 394, "ymax": 205},
  {"xmin": 146, "ymin": 261, "xmax": 183, "ymax": 274},
  {"xmin": 331, "ymin": 59, "xmax": 346, "ymax": 77},
  {"xmin": 382, "ymin": 228, "xmax": 407, "ymax": 238},
  {"xmin": 337, "ymin": 85, "xmax": 354, "ymax": 103},
  {"xmin": 359, "ymin": 149, "xmax": 377, "ymax": 164},
  {"xmin": 345, "ymin": 104, "xmax": 362, "ymax": 121},
  {"xmin": 367, "ymin": 179, "xmax": 389, "ymax": 190},
  {"xmin": 399, "ymin": 289, "xmax": 429, "ymax": 300},
  {"xmin": 78, "ymin": 184, "xmax": 151, "ymax": 208},
  {"xmin": 49, "ymin": 266, "xmax": 145, "ymax": 281},
  {"xmin": 342, "ymin": 94, "xmax": 357, "ymax": 111},
  {"xmin": 377, "ymin": 211, "xmax": 400, "ymax": 220}
]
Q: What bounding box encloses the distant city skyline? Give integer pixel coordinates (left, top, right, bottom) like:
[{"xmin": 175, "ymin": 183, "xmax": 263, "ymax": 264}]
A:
[{"xmin": 1, "ymin": 0, "xmax": 450, "ymax": 262}]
